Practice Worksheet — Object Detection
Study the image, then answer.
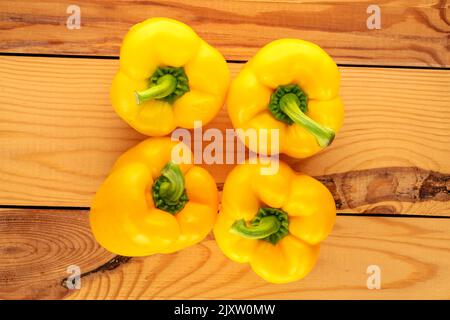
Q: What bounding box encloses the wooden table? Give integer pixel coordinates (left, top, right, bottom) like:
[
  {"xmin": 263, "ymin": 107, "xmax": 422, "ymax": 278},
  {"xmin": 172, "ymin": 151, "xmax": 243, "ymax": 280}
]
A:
[{"xmin": 0, "ymin": 0, "xmax": 449, "ymax": 299}]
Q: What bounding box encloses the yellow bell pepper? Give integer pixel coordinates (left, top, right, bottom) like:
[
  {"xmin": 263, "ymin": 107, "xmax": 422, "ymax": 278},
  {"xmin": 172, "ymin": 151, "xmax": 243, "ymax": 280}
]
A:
[
  {"xmin": 111, "ymin": 17, "xmax": 230, "ymax": 136},
  {"xmin": 227, "ymin": 39, "xmax": 344, "ymax": 158},
  {"xmin": 90, "ymin": 137, "xmax": 219, "ymax": 256},
  {"xmin": 213, "ymin": 161, "xmax": 336, "ymax": 283}
]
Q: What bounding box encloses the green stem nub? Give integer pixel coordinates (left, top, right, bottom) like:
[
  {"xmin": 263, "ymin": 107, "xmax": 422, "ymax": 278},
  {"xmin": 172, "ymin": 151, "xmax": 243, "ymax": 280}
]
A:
[
  {"xmin": 152, "ymin": 162, "xmax": 188, "ymax": 214},
  {"xmin": 230, "ymin": 208, "xmax": 289, "ymax": 245},
  {"xmin": 268, "ymin": 84, "xmax": 335, "ymax": 148},
  {"xmin": 135, "ymin": 66, "xmax": 190, "ymax": 105}
]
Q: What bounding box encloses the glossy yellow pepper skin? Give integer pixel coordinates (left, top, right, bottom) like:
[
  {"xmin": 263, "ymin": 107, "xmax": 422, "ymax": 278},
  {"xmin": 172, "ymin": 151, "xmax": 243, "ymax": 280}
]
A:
[
  {"xmin": 90, "ymin": 138, "xmax": 219, "ymax": 256},
  {"xmin": 213, "ymin": 161, "xmax": 336, "ymax": 283},
  {"xmin": 111, "ymin": 18, "xmax": 230, "ymax": 136},
  {"xmin": 227, "ymin": 39, "xmax": 344, "ymax": 158}
]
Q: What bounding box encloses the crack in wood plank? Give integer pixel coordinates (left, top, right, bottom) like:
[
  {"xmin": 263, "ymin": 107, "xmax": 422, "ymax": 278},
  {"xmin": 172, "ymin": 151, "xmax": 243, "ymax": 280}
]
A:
[{"xmin": 60, "ymin": 255, "xmax": 132, "ymax": 290}]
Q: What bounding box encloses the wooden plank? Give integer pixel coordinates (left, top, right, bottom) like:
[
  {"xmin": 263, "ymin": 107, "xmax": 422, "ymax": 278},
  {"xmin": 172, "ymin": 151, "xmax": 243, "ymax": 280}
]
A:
[
  {"xmin": 0, "ymin": 209, "xmax": 449, "ymax": 299},
  {"xmin": 0, "ymin": 56, "xmax": 449, "ymax": 214},
  {"xmin": 0, "ymin": 0, "xmax": 449, "ymax": 67}
]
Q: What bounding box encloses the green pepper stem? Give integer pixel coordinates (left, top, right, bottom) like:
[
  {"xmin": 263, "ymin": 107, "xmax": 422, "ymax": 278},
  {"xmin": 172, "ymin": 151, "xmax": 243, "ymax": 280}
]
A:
[
  {"xmin": 134, "ymin": 74, "xmax": 177, "ymax": 105},
  {"xmin": 158, "ymin": 162, "xmax": 185, "ymax": 205},
  {"xmin": 230, "ymin": 216, "xmax": 281, "ymax": 240},
  {"xmin": 280, "ymin": 93, "xmax": 335, "ymax": 148}
]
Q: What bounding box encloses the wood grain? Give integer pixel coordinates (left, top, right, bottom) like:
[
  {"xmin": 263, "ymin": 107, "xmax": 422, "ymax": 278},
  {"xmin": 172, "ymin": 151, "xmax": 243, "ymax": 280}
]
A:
[
  {"xmin": 0, "ymin": 209, "xmax": 114, "ymax": 299},
  {"xmin": 0, "ymin": 56, "xmax": 449, "ymax": 214},
  {"xmin": 0, "ymin": 0, "xmax": 449, "ymax": 67},
  {"xmin": 0, "ymin": 209, "xmax": 449, "ymax": 299}
]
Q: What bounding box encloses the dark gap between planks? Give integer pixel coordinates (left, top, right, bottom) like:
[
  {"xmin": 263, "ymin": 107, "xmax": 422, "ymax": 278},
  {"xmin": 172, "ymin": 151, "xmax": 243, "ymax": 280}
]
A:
[
  {"xmin": 0, "ymin": 205, "xmax": 449, "ymax": 219},
  {"xmin": 1, "ymin": 52, "xmax": 449, "ymax": 71}
]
